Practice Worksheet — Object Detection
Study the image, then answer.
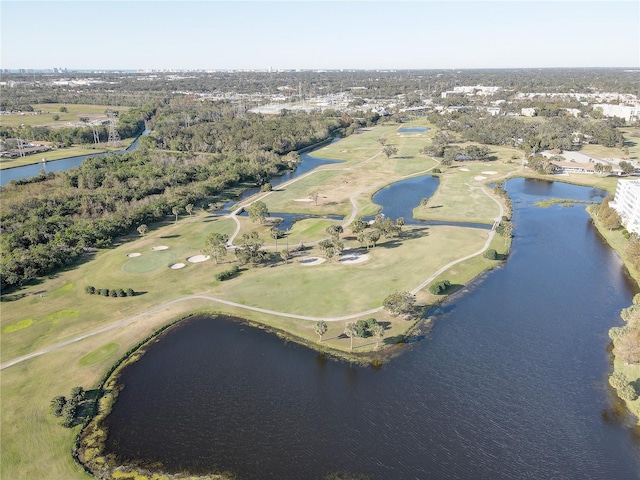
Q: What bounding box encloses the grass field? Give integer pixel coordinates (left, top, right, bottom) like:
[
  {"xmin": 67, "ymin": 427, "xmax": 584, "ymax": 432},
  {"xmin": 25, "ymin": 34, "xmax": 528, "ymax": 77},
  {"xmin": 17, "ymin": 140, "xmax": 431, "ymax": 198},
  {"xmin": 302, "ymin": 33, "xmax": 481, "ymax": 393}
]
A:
[{"xmin": 2, "ymin": 119, "xmax": 632, "ymax": 479}]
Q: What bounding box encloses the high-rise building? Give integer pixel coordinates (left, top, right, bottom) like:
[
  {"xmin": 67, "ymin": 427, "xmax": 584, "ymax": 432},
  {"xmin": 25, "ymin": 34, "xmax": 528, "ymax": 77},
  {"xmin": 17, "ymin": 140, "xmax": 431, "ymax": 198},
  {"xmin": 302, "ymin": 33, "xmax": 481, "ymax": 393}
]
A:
[{"xmin": 611, "ymin": 179, "xmax": 640, "ymax": 234}]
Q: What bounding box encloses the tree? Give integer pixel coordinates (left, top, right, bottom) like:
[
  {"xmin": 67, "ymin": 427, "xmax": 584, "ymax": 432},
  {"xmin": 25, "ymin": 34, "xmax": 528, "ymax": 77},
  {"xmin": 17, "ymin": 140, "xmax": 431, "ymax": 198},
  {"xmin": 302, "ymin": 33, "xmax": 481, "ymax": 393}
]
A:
[
  {"xmin": 50, "ymin": 395, "xmax": 67, "ymax": 417},
  {"xmin": 378, "ymin": 136, "xmax": 387, "ymax": 146},
  {"xmin": 371, "ymin": 323, "xmax": 385, "ymax": 349},
  {"xmin": 203, "ymin": 232, "xmax": 229, "ymax": 264},
  {"xmin": 280, "ymin": 249, "xmax": 291, "ymax": 264},
  {"xmin": 52, "ymin": 114, "xmax": 60, "ymax": 121},
  {"xmin": 270, "ymin": 227, "xmax": 281, "ymax": 251},
  {"xmin": 344, "ymin": 322, "xmax": 358, "ymax": 350},
  {"xmin": 350, "ymin": 219, "xmax": 367, "ymax": 235},
  {"xmin": 382, "ymin": 145, "xmax": 398, "ymax": 158},
  {"xmin": 71, "ymin": 386, "xmax": 86, "ymax": 403},
  {"xmin": 137, "ymin": 224, "xmax": 148, "ymax": 237},
  {"xmin": 235, "ymin": 231, "xmax": 265, "ymax": 265},
  {"xmin": 319, "ymin": 238, "xmax": 343, "ymax": 261},
  {"xmin": 620, "ymin": 161, "xmax": 635, "ymax": 175},
  {"xmin": 383, "ymin": 291, "xmax": 416, "ymax": 317},
  {"xmin": 429, "ymin": 280, "xmax": 451, "ymax": 295},
  {"xmin": 325, "ymin": 224, "xmax": 343, "ymax": 241},
  {"xmin": 261, "ymin": 182, "xmax": 272, "ymax": 192},
  {"xmin": 484, "ymin": 249, "xmax": 497, "ymax": 260},
  {"xmin": 185, "ymin": 203, "xmax": 194, "ymax": 217},
  {"xmin": 59, "ymin": 106, "xmax": 68, "ymax": 113},
  {"xmin": 247, "ymin": 200, "xmax": 269, "ymax": 224},
  {"xmin": 309, "ymin": 190, "xmax": 319, "ymax": 206},
  {"xmin": 315, "ymin": 320, "xmax": 328, "ymax": 342},
  {"xmin": 172, "ymin": 206, "xmax": 181, "ymax": 223}
]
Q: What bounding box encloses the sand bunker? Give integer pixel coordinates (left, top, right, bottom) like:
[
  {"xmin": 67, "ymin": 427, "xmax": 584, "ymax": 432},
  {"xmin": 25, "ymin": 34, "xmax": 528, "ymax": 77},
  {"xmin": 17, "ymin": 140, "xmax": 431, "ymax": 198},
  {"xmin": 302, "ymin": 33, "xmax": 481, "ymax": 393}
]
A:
[
  {"xmin": 127, "ymin": 252, "xmax": 141, "ymax": 258},
  {"xmin": 152, "ymin": 245, "xmax": 169, "ymax": 251},
  {"xmin": 482, "ymin": 171, "xmax": 497, "ymax": 175},
  {"xmin": 294, "ymin": 198, "xmax": 314, "ymax": 202},
  {"xmin": 170, "ymin": 263, "xmax": 186, "ymax": 269},
  {"xmin": 474, "ymin": 175, "xmax": 487, "ymax": 181},
  {"xmin": 188, "ymin": 255, "xmax": 210, "ymax": 263},
  {"xmin": 459, "ymin": 168, "xmax": 470, "ymax": 172},
  {"xmin": 299, "ymin": 257, "xmax": 326, "ymax": 266},
  {"xmin": 339, "ymin": 253, "xmax": 370, "ymax": 264}
]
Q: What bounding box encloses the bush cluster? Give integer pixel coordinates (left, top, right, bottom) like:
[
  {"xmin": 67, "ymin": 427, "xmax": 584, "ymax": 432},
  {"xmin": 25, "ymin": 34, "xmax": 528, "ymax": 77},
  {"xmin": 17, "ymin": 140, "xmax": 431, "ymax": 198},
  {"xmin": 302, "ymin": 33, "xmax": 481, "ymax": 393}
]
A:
[
  {"xmin": 429, "ymin": 280, "xmax": 451, "ymax": 295},
  {"xmin": 51, "ymin": 386, "xmax": 87, "ymax": 428},
  {"xmin": 215, "ymin": 265, "xmax": 239, "ymax": 281},
  {"xmin": 483, "ymin": 249, "xmax": 498, "ymax": 260},
  {"xmin": 85, "ymin": 286, "xmax": 134, "ymax": 297}
]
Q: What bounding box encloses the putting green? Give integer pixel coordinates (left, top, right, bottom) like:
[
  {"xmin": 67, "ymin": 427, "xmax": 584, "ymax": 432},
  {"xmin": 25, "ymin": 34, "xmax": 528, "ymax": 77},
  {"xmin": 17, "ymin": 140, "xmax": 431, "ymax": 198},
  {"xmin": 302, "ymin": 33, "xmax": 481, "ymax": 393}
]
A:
[{"xmin": 123, "ymin": 250, "xmax": 177, "ymax": 274}]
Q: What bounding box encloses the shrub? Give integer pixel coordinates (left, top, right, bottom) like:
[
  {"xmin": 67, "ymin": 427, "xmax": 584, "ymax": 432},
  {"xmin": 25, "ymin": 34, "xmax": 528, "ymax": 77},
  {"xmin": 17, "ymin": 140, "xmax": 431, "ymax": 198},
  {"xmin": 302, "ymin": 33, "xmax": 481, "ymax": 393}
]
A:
[
  {"xmin": 126, "ymin": 288, "xmax": 135, "ymax": 297},
  {"xmin": 50, "ymin": 395, "xmax": 66, "ymax": 417},
  {"xmin": 100, "ymin": 289, "xmax": 109, "ymax": 297},
  {"xmin": 110, "ymin": 289, "xmax": 118, "ymax": 298},
  {"xmin": 85, "ymin": 285, "xmax": 96, "ymax": 294},
  {"xmin": 117, "ymin": 288, "xmax": 126, "ymax": 297},
  {"xmin": 429, "ymin": 280, "xmax": 451, "ymax": 295},
  {"xmin": 483, "ymin": 249, "xmax": 497, "ymax": 260},
  {"xmin": 216, "ymin": 265, "xmax": 240, "ymax": 281}
]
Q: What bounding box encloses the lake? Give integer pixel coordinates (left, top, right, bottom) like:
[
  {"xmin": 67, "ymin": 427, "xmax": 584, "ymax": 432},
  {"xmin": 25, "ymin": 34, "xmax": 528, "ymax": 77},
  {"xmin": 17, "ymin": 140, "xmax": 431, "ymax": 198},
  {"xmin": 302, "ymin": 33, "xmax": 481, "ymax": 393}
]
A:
[{"xmin": 102, "ymin": 178, "xmax": 640, "ymax": 479}]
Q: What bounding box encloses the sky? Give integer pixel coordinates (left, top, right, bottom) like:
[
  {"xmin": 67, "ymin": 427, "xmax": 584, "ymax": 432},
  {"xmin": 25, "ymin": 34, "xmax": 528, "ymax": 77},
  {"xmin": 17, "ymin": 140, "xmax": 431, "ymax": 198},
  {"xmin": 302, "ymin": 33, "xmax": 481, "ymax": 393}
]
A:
[{"xmin": 1, "ymin": 0, "xmax": 639, "ymax": 70}]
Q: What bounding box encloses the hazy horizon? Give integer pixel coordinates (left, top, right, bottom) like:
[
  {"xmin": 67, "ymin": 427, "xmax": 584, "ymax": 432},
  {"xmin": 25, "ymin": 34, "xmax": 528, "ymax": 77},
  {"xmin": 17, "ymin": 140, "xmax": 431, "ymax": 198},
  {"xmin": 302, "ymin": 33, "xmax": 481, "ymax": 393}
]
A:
[{"xmin": 2, "ymin": 1, "xmax": 639, "ymax": 71}]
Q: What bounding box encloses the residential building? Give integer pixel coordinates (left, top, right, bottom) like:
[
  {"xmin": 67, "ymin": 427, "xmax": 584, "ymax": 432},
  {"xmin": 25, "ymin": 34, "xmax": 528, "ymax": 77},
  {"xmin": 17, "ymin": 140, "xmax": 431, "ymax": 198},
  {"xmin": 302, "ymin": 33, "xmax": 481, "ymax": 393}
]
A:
[{"xmin": 611, "ymin": 179, "xmax": 640, "ymax": 234}]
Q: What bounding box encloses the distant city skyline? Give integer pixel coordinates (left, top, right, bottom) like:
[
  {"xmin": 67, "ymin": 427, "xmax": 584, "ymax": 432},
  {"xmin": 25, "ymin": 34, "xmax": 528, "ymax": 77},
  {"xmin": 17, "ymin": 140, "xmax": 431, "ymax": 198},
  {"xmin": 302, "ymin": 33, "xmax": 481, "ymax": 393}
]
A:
[{"xmin": 2, "ymin": 1, "xmax": 639, "ymax": 71}]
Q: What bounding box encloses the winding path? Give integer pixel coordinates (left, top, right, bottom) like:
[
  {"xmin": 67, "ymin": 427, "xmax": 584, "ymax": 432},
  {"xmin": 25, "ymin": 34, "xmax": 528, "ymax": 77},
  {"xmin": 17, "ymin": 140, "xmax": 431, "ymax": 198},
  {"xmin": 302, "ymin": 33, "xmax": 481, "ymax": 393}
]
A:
[{"xmin": 1, "ymin": 155, "xmax": 508, "ymax": 371}]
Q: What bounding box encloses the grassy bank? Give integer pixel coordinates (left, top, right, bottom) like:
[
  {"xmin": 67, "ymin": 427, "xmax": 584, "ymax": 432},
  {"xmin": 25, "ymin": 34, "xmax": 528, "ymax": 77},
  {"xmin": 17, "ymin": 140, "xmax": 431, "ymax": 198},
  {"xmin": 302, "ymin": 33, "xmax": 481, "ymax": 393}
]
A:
[{"xmin": 588, "ymin": 206, "xmax": 640, "ymax": 424}]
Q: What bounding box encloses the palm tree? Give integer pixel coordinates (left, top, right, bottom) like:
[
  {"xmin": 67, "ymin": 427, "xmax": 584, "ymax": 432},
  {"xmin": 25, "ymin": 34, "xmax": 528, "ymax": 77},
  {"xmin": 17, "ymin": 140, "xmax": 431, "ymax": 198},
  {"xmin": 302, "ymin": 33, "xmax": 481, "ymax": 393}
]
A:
[
  {"xmin": 344, "ymin": 322, "xmax": 358, "ymax": 351},
  {"xmin": 314, "ymin": 320, "xmax": 328, "ymax": 342},
  {"xmin": 137, "ymin": 224, "xmax": 148, "ymax": 237},
  {"xmin": 185, "ymin": 203, "xmax": 194, "ymax": 217},
  {"xmin": 172, "ymin": 206, "xmax": 181, "ymax": 223},
  {"xmin": 372, "ymin": 323, "xmax": 385, "ymax": 350}
]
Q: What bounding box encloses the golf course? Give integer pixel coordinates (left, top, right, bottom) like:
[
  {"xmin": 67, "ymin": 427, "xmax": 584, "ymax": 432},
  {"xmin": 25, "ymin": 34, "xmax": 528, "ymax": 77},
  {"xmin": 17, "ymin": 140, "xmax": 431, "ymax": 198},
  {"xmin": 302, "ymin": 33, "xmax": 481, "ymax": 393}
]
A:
[{"xmin": 0, "ymin": 120, "xmax": 625, "ymax": 479}]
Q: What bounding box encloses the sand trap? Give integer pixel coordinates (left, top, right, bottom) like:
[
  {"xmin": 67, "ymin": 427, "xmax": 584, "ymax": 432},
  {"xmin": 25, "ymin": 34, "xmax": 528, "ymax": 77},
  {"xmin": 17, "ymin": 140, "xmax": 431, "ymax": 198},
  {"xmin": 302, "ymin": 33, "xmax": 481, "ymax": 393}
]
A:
[
  {"xmin": 339, "ymin": 253, "xmax": 370, "ymax": 264},
  {"xmin": 340, "ymin": 149, "xmax": 347, "ymax": 153},
  {"xmin": 294, "ymin": 198, "xmax": 314, "ymax": 202},
  {"xmin": 127, "ymin": 252, "xmax": 141, "ymax": 258},
  {"xmin": 299, "ymin": 257, "xmax": 326, "ymax": 266},
  {"xmin": 474, "ymin": 175, "xmax": 487, "ymax": 181},
  {"xmin": 170, "ymin": 263, "xmax": 186, "ymax": 269},
  {"xmin": 152, "ymin": 245, "xmax": 169, "ymax": 251},
  {"xmin": 188, "ymin": 255, "xmax": 210, "ymax": 263},
  {"xmin": 459, "ymin": 168, "xmax": 470, "ymax": 172},
  {"xmin": 482, "ymin": 171, "xmax": 497, "ymax": 175}
]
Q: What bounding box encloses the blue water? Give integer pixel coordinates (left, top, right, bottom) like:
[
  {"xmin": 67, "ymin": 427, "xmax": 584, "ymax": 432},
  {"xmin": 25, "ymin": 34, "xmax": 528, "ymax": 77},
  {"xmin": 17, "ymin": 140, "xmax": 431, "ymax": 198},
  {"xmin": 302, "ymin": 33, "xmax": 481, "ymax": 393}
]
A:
[
  {"xmin": 398, "ymin": 126, "xmax": 429, "ymax": 133},
  {"xmin": 0, "ymin": 130, "xmax": 150, "ymax": 186}
]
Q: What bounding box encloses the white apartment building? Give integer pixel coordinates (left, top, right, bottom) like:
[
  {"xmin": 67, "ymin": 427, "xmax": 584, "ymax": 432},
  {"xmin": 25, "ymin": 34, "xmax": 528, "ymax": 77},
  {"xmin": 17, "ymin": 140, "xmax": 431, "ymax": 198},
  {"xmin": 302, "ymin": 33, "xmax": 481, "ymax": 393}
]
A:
[{"xmin": 611, "ymin": 179, "xmax": 640, "ymax": 234}]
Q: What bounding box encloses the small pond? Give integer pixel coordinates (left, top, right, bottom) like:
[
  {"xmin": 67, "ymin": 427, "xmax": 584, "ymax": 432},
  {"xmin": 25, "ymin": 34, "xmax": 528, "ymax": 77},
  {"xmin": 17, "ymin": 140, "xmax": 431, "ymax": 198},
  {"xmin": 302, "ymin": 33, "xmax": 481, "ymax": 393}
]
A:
[{"xmin": 397, "ymin": 126, "xmax": 429, "ymax": 133}]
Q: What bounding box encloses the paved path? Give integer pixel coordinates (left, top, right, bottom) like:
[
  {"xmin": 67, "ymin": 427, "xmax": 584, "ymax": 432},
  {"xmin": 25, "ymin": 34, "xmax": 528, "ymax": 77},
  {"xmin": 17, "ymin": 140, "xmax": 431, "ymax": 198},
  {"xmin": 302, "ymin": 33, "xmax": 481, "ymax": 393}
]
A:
[{"xmin": 1, "ymin": 158, "xmax": 508, "ymax": 371}]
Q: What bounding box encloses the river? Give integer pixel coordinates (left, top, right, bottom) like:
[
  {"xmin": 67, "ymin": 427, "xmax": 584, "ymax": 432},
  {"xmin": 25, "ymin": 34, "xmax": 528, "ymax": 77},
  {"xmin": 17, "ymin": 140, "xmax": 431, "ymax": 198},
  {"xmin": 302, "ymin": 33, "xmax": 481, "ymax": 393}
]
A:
[
  {"xmin": 101, "ymin": 178, "xmax": 640, "ymax": 480},
  {"xmin": 0, "ymin": 130, "xmax": 149, "ymax": 186}
]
